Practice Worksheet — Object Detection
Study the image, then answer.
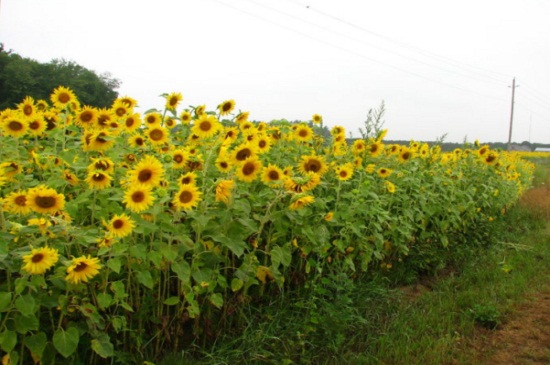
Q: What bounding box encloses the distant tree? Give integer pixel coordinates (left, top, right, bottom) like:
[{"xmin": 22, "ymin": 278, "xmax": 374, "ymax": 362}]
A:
[
  {"xmin": 0, "ymin": 44, "xmax": 120, "ymax": 110},
  {"xmin": 359, "ymin": 100, "xmax": 386, "ymax": 140}
]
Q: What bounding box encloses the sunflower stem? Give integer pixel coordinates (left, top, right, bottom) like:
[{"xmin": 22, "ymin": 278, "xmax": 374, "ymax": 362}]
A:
[{"xmin": 0, "ymin": 204, "xmax": 6, "ymax": 232}]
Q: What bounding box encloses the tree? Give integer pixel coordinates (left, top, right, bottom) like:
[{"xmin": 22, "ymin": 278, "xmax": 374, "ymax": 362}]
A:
[
  {"xmin": 359, "ymin": 100, "xmax": 386, "ymax": 140},
  {"xmin": 0, "ymin": 44, "xmax": 120, "ymax": 110}
]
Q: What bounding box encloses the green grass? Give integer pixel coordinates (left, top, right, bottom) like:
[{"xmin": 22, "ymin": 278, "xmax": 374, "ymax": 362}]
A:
[{"xmin": 159, "ymin": 161, "xmax": 550, "ymax": 365}]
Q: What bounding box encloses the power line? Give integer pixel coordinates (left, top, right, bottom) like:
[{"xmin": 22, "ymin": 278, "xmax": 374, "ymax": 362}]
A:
[{"xmin": 210, "ymin": 0, "xmax": 508, "ymax": 103}]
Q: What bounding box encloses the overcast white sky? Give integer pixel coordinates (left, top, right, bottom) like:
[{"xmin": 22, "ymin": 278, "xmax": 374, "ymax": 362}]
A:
[{"xmin": 1, "ymin": 0, "xmax": 549, "ymax": 143}]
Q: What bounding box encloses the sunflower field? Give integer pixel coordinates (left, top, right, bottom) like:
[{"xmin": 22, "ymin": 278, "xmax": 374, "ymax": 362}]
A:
[{"xmin": 0, "ymin": 87, "xmax": 534, "ymax": 363}]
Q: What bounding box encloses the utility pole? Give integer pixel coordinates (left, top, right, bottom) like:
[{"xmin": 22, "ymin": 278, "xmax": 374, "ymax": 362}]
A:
[{"xmin": 507, "ymin": 77, "xmax": 519, "ymax": 151}]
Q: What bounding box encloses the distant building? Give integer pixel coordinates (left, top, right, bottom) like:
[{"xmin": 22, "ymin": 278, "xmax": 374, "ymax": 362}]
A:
[
  {"xmin": 509, "ymin": 144, "xmax": 531, "ymax": 152},
  {"xmin": 534, "ymin": 147, "xmax": 550, "ymax": 152}
]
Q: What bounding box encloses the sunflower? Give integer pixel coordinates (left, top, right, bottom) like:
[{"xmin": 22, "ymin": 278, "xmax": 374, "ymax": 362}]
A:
[
  {"xmin": 239, "ymin": 121, "xmax": 255, "ymax": 133},
  {"xmin": 111, "ymin": 99, "xmax": 132, "ymax": 118},
  {"xmin": 123, "ymin": 185, "xmax": 155, "ymax": 213},
  {"xmin": 261, "ymin": 164, "xmax": 285, "ymax": 185},
  {"xmin": 387, "ymin": 144, "xmax": 400, "ymax": 155},
  {"xmin": 324, "ymin": 212, "xmax": 334, "ymax": 222},
  {"xmin": 21, "ymin": 246, "xmax": 59, "ymax": 275},
  {"xmin": 172, "ymin": 184, "xmax": 202, "ymax": 210},
  {"xmin": 50, "ymin": 86, "xmax": 77, "ymax": 109},
  {"xmin": 298, "ymin": 155, "xmax": 328, "ymax": 175},
  {"xmin": 235, "ymin": 111, "xmax": 249, "ymax": 124},
  {"xmin": 18, "ymin": 96, "xmax": 36, "ymax": 118},
  {"xmin": 215, "ymin": 153, "xmax": 233, "ymax": 173},
  {"xmin": 3, "ymin": 190, "xmax": 31, "ymax": 215},
  {"xmin": 27, "ymin": 185, "xmax": 66, "ymax": 214},
  {"xmin": 365, "ymin": 163, "xmax": 376, "ymax": 173},
  {"xmin": 35, "ymin": 99, "xmax": 48, "ymax": 111},
  {"xmin": 63, "ymin": 170, "xmax": 80, "ymax": 186},
  {"xmin": 105, "ymin": 213, "xmax": 135, "ymax": 238},
  {"xmin": 146, "ymin": 126, "xmax": 170, "ymax": 145},
  {"xmin": 178, "ymin": 171, "xmax": 197, "ymax": 186},
  {"xmin": 123, "ymin": 113, "xmax": 142, "ymax": 133},
  {"xmin": 27, "ymin": 217, "xmax": 52, "ymax": 235},
  {"xmin": 398, "ymin": 147, "xmax": 413, "ymax": 163},
  {"xmin": 194, "ymin": 105, "xmax": 206, "ymax": 117},
  {"xmin": 236, "ymin": 157, "xmax": 262, "ymax": 183},
  {"xmin": 218, "ymin": 99, "xmax": 236, "ymax": 116},
  {"xmin": 27, "ymin": 115, "xmax": 47, "ymax": 136},
  {"xmin": 191, "ymin": 114, "xmax": 221, "ymax": 139},
  {"xmin": 88, "ymin": 157, "xmax": 115, "ymax": 174},
  {"xmin": 128, "ymin": 155, "xmax": 165, "ymax": 187},
  {"xmin": 283, "ymin": 172, "xmax": 321, "ymax": 193},
  {"xmin": 312, "ymin": 114, "xmax": 322, "ymax": 124},
  {"xmin": 330, "ymin": 125, "xmax": 345, "ymax": 136},
  {"xmin": 164, "ymin": 117, "xmax": 177, "ymax": 129},
  {"xmin": 2, "ymin": 116, "xmax": 28, "ymax": 138},
  {"xmin": 385, "ymin": 181, "xmax": 396, "ymax": 194},
  {"xmin": 75, "ymin": 106, "xmax": 98, "ymax": 128},
  {"xmin": 335, "ymin": 163, "xmax": 354, "ymax": 181},
  {"xmin": 171, "ymin": 149, "xmax": 188, "ymax": 168},
  {"xmin": 128, "ymin": 134, "xmax": 147, "ymax": 148},
  {"xmin": 483, "ymin": 152, "xmax": 499, "ymax": 165},
  {"xmin": 351, "ymin": 139, "xmax": 366, "ymax": 155},
  {"xmin": 97, "ymin": 235, "xmax": 118, "ymax": 248},
  {"xmin": 89, "ymin": 130, "xmax": 115, "ymax": 152},
  {"xmin": 231, "ymin": 142, "xmax": 258, "ymax": 164},
  {"xmin": 179, "ymin": 110, "xmax": 192, "ymax": 125},
  {"xmin": 65, "ymin": 255, "xmax": 101, "ymax": 284},
  {"xmin": 294, "ymin": 124, "xmax": 313, "ymax": 142},
  {"xmin": 95, "ymin": 108, "xmax": 114, "ymax": 129},
  {"xmin": 117, "ymin": 96, "xmax": 138, "ymax": 109},
  {"xmin": 165, "ymin": 92, "xmax": 183, "ymax": 111},
  {"xmin": 377, "ymin": 167, "xmax": 392, "ymax": 178},
  {"xmin": 43, "ymin": 111, "xmax": 59, "ymax": 131},
  {"xmin": 85, "ymin": 171, "xmax": 113, "ymax": 190},
  {"xmin": 368, "ymin": 141, "xmax": 384, "ymax": 157},
  {"xmin": 256, "ymin": 135, "xmax": 272, "ymax": 154},
  {"xmin": 289, "ymin": 195, "xmax": 315, "ymax": 210},
  {"xmin": 144, "ymin": 112, "xmax": 162, "ymax": 128},
  {"xmin": 215, "ymin": 180, "xmax": 235, "ymax": 204}
]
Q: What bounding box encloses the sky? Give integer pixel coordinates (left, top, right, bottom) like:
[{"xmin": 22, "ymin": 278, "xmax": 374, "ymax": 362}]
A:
[{"xmin": 1, "ymin": 0, "xmax": 550, "ymax": 143}]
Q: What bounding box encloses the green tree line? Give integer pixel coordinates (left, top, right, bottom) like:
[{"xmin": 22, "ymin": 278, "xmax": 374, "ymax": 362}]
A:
[{"xmin": 0, "ymin": 44, "xmax": 120, "ymax": 110}]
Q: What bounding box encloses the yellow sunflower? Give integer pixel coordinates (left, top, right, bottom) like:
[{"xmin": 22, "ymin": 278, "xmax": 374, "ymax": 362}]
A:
[
  {"xmin": 65, "ymin": 255, "xmax": 102, "ymax": 284},
  {"xmin": 165, "ymin": 92, "xmax": 183, "ymax": 111},
  {"xmin": 123, "ymin": 113, "xmax": 142, "ymax": 133},
  {"xmin": 27, "ymin": 185, "xmax": 66, "ymax": 214},
  {"xmin": 235, "ymin": 111, "xmax": 249, "ymax": 124},
  {"xmin": 178, "ymin": 171, "xmax": 197, "ymax": 186},
  {"xmin": 50, "ymin": 86, "xmax": 77, "ymax": 109},
  {"xmin": 105, "ymin": 213, "xmax": 135, "ymax": 238},
  {"xmin": 261, "ymin": 164, "xmax": 285, "ymax": 185},
  {"xmin": 256, "ymin": 134, "xmax": 272, "ymax": 154},
  {"xmin": 330, "ymin": 125, "xmax": 345, "ymax": 136},
  {"xmin": 294, "ymin": 124, "xmax": 313, "ymax": 142},
  {"xmin": 191, "ymin": 114, "xmax": 221, "ymax": 139},
  {"xmin": 398, "ymin": 147, "xmax": 413, "ymax": 163},
  {"xmin": 88, "ymin": 157, "xmax": 115, "ymax": 174},
  {"xmin": 231, "ymin": 142, "xmax": 258, "ymax": 164},
  {"xmin": 215, "ymin": 179, "xmax": 235, "ymax": 204},
  {"xmin": 194, "ymin": 105, "xmax": 206, "ymax": 117},
  {"xmin": 128, "ymin": 134, "xmax": 147, "ymax": 148},
  {"xmin": 172, "ymin": 184, "xmax": 202, "ymax": 210},
  {"xmin": 2, "ymin": 116, "xmax": 28, "ymax": 138},
  {"xmin": 27, "ymin": 115, "xmax": 47, "ymax": 136},
  {"xmin": 335, "ymin": 163, "xmax": 354, "ymax": 181},
  {"xmin": 146, "ymin": 126, "xmax": 170, "ymax": 145},
  {"xmin": 22, "ymin": 246, "xmax": 59, "ymax": 275},
  {"xmin": 144, "ymin": 112, "xmax": 162, "ymax": 128},
  {"xmin": 298, "ymin": 155, "xmax": 328, "ymax": 175},
  {"xmin": 164, "ymin": 117, "xmax": 177, "ymax": 129},
  {"xmin": 3, "ymin": 190, "xmax": 31, "ymax": 215},
  {"xmin": 63, "ymin": 170, "xmax": 80, "ymax": 186},
  {"xmin": 75, "ymin": 106, "xmax": 98, "ymax": 128},
  {"xmin": 171, "ymin": 149, "xmax": 188, "ymax": 168},
  {"xmin": 218, "ymin": 99, "xmax": 236, "ymax": 116},
  {"xmin": 85, "ymin": 171, "xmax": 113, "ymax": 190},
  {"xmin": 35, "ymin": 99, "xmax": 49, "ymax": 111},
  {"xmin": 215, "ymin": 153, "xmax": 233, "ymax": 173},
  {"xmin": 312, "ymin": 114, "xmax": 322, "ymax": 124},
  {"xmin": 385, "ymin": 181, "xmax": 396, "ymax": 193},
  {"xmin": 289, "ymin": 195, "xmax": 315, "ymax": 210},
  {"xmin": 111, "ymin": 99, "xmax": 132, "ymax": 118},
  {"xmin": 27, "ymin": 217, "xmax": 52, "ymax": 235},
  {"xmin": 377, "ymin": 167, "xmax": 392, "ymax": 178},
  {"xmin": 368, "ymin": 141, "xmax": 384, "ymax": 157},
  {"xmin": 95, "ymin": 108, "xmax": 114, "ymax": 129},
  {"xmin": 351, "ymin": 139, "xmax": 366, "ymax": 155},
  {"xmin": 483, "ymin": 152, "xmax": 499, "ymax": 165},
  {"xmin": 18, "ymin": 96, "xmax": 36, "ymax": 118},
  {"xmin": 123, "ymin": 185, "xmax": 155, "ymax": 213},
  {"xmin": 88, "ymin": 130, "xmax": 115, "ymax": 152},
  {"xmin": 236, "ymin": 157, "xmax": 262, "ymax": 183},
  {"xmin": 179, "ymin": 110, "xmax": 192, "ymax": 125},
  {"xmin": 128, "ymin": 155, "xmax": 165, "ymax": 188},
  {"xmin": 283, "ymin": 172, "xmax": 321, "ymax": 193},
  {"xmin": 117, "ymin": 96, "xmax": 138, "ymax": 109}
]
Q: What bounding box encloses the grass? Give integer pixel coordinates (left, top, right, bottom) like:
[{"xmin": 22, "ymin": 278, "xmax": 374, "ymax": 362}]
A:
[{"xmin": 159, "ymin": 160, "xmax": 550, "ymax": 365}]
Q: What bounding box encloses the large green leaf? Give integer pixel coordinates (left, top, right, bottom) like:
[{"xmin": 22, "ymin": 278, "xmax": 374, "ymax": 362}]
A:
[
  {"xmin": 24, "ymin": 332, "xmax": 47, "ymax": 359},
  {"xmin": 91, "ymin": 333, "xmax": 114, "ymax": 358},
  {"xmin": 136, "ymin": 271, "xmax": 154, "ymax": 289},
  {"xmin": 15, "ymin": 294, "xmax": 35, "ymax": 316},
  {"xmin": 0, "ymin": 330, "xmax": 17, "ymax": 352},
  {"xmin": 271, "ymin": 246, "xmax": 292, "ymax": 268},
  {"xmin": 53, "ymin": 327, "xmax": 79, "ymax": 358},
  {"xmin": 0, "ymin": 292, "xmax": 12, "ymax": 312},
  {"xmin": 171, "ymin": 261, "xmax": 191, "ymax": 284}
]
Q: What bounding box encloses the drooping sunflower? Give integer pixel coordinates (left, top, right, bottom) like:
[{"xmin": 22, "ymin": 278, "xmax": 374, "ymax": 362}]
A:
[
  {"xmin": 123, "ymin": 113, "xmax": 142, "ymax": 133},
  {"xmin": 335, "ymin": 163, "xmax": 354, "ymax": 181},
  {"xmin": 75, "ymin": 106, "xmax": 98, "ymax": 128},
  {"xmin": 261, "ymin": 164, "xmax": 285, "ymax": 185},
  {"xmin": 63, "ymin": 170, "xmax": 80, "ymax": 186},
  {"xmin": 191, "ymin": 114, "xmax": 221, "ymax": 139},
  {"xmin": 123, "ymin": 185, "xmax": 155, "ymax": 213},
  {"xmin": 215, "ymin": 179, "xmax": 235, "ymax": 204},
  {"xmin": 3, "ymin": 190, "xmax": 31, "ymax": 215},
  {"xmin": 21, "ymin": 246, "xmax": 59, "ymax": 275},
  {"xmin": 235, "ymin": 111, "xmax": 249, "ymax": 124},
  {"xmin": 85, "ymin": 171, "xmax": 113, "ymax": 190},
  {"xmin": 218, "ymin": 99, "xmax": 236, "ymax": 116},
  {"xmin": 27, "ymin": 185, "xmax": 66, "ymax": 214},
  {"xmin": 330, "ymin": 125, "xmax": 345, "ymax": 136},
  {"xmin": 128, "ymin": 134, "xmax": 147, "ymax": 148},
  {"xmin": 105, "ymin": 213, "xmax": 135, "ymax": 238},
  {"xmin": 312, "ymin": 114, "xmax": 322, "ymax": 124},
  {"xmin": 194, "ymin": 105, "xmax": 206, "ymax": 117},
  {"xmin": 128, "ymin": 155, "xmax": 165, "ymax": 188},
  {"xmin": 65, "ymin": 255, "xmax": 102, "ymax": 284},
  {"xmin": 165, "ymin": 92, "xmax": 183, "ymax": 111},
  {"xmin": 298, "ymin": 155, "xmax": 328, "ymax": 176},
  {"xmin": 2, "ymin": 116, "xmax": 28, "ymax": 138},
  {"xmin": 27, "ymin": 115, "xmax": 48, "ymax": 136},
  {"xmin": 294, "ymin": 124, "xmax": 314, "ymax": 142},
  {"xmin": 88, "ymin": 130, "xmax": 115, "ymax": 152},
  {"xmin": 18, "ymin": 96, "xmax": 36, "ymax": 118},
  {"xmin": 236, "ymin": 157, "xmax": 262, "ymax": 183},
  {"xmin": 179, "ymin": 110, "xmax": 192, "ymax": 125},
  {"xmin": 117, "ymin": 96, "xmax": 138, "ymax": 109},
  {"xmin": 144, "ymin": 112, "xmax": 162, "ymax": 128},
  {"xmin": 398, "ymin": 146, "xmax": 413, "ymax": 163},
  {"xmin": 377, "ymin": 167, "xmax": 392, "ymax": 178},
  {"xmin": 283, "ymin": 172, "xmax": 321, "ymax": 193},
  {"xmin": 289, "ymin": 195, "xmax": 315, "ymax": 210},
  {"xmin": 88, "ymin": 157, "xmax": 115, "ymax": 174},
  {"xmin": 146, "ymin": 126, "xmax": 170, "ymax": 145},
  {"xmin": 172, "ymin": 184, "xmax": 202, "ymax": 210},
  {"xmin": 50, "ymin": 86, "xmax": 77, "ymax": 109}
]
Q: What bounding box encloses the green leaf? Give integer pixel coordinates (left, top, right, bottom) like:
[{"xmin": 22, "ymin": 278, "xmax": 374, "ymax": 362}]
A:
[
  {"xmin": 231, "ymin": 278, "xmax": 244, "ymax": 292},
  {"xmin": 97, "ymin": 293, "xmax": 113, "ymax": 310},
  {"xmin": 15, "ymin": 314, "xmax": 39, "ymax": 334},
  {"xmin": 129, "ymin": 244, "xmax": 147, "ymax": 260},
  {"xmin": 24, "ymin": 332, "xmax": 47, "ymax": 359},
  {"xmin": 15, "ymin": 294, "xmax": 35, "ymax": 316},
  {"xmin": 163, "ymin": 296, "xmax": 180, "ymax": 306},
  {"xmin": 148, "ymin": 251, "xmax": 162, "ymax": 269},
  {"xmin": 106, "ymin": 258, "xmax": 121, "ymax": 274},
  {"xmin": 159, "ymin": 244, "xmax": 178, "ymax": 262},
  {"xmin": 271, "ymin": 246, "xmax": 292, "ymax": 268},
  {"xmin": 0, "ymin": 330, "xmax": 17, "ymax": 352},
  {"xmin": 110, "ymin": 281, "xmax": 127, "ymax": 300},
  {"xmin": 53, "ymin": 327, "xmax": 79, "ymax": 358},
  {"xmin": 91, "ymin": 333, "xmax": 114, "ymax": 359},
  {"xmin": 136, "ymin": 271, "xmax": 154, "ymax": 289},
  {"xmin": 171, "ymin": 261, "xmax": 191, "ymax": 284},
  {"xmin": 209, "ymin": 293, "xmax": 224, "ymax": 309},
  {"xmin": 0, "ymin": 292, "xmax": 12, "ymax": 312},
  {"xmin": 208, "ymin": 233, "xmax": 246, "ymax": 257}
]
